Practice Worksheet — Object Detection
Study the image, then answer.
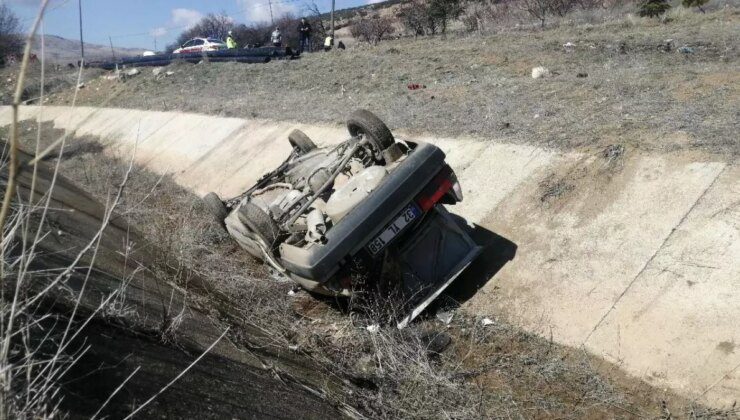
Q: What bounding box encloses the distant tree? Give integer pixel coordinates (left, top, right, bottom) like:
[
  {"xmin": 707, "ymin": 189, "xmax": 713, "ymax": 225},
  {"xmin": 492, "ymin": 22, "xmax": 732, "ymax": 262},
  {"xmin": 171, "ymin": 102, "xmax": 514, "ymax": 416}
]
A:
[
  {"xmin": 167, "ymin": 13, "xmax": 235, "ymax": 51},
  {"xmin": 350, "ymin": 14, "xmax": 395, "ymax": 45},
  {"xmin": 304, "ymin": 2, "xmax": 328, "ymax": 51},
  {"xmin": 682, "ymin": 0, "xmax": 708, "ymax": 13},
  {"xmin": 428, "ymin": 0, "xmax": 463, "ymax": 33},
  {"xmin": 519, "ymin": 0, "xmax": 577, "ymax": 28},
  {"xmin": 397, "ymin": 0, "xmax": 463, "ymax": 36},
  {"xmin": 520, "ymin": 0, "xmax": 551, "ymax": 27},
  {"xmin": 273, "ymin": 13, "xmax": 301, "ymax": 47},
  {"xmin": 638, "ymin": 0, "xmax": 671, "ymax": 17},
  {"xmin": 460, "ymin": 2, "xmax": 486, "ymax": 32},
  {"xmin": 397, "ymin": 0, "xmax": 439, "ymax": 36},
  {"xmin": 228, "ymin": 13, "xmax": 302, "ymax": 49},
  {"xmin": 549, "ymin": 0, "xmax": 578, "ymax": 16},
  {"xmin": 0, "ymin": 4, "xmax": 23, "ymax": 66},
  {"xmin": 398, "ymin": 2, "xmax": 429, "ymax": 36},
  {"xmin": 195, "ymin": 13, "xmax": 234, "ymax": 40},
  {"xmin": 231, "ymin": 23, "xmax": 270, "ymax": 48}
]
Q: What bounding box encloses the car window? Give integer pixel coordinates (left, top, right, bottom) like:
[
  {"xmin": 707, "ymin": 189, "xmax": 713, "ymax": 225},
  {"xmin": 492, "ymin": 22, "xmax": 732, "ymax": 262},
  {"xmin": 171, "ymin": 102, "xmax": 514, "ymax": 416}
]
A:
[
  {"xmin": 182, "ymin": 40, "xmax": 194, "ymax": 47},
  {"xmin": 191, "ymin": 39, "xmax": 205, "ymax": 46},
  {"xmin": 207, "ymin": 38, "xmax": 223, "ymax": 43}
]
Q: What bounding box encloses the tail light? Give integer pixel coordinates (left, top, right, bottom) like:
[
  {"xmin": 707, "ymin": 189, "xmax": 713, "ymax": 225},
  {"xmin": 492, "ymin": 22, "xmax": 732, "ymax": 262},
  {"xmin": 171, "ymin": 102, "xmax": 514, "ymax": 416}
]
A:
[{"xmin": 415, "ymin": 165, "xmax": 462, "ymax": 212}]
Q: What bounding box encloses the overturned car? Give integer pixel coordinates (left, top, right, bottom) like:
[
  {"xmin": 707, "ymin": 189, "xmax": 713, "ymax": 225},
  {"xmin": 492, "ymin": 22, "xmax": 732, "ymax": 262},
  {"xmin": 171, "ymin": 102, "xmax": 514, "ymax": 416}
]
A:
[{"xmin": 204, "ymin": 110, "xmax": 481, "ymax": 327}]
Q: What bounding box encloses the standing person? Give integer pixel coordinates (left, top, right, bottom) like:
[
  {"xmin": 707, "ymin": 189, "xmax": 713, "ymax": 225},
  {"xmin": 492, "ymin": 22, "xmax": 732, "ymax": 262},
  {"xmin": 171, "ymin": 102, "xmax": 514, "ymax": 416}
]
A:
[
  {"xmin": 271, "ymin": 27, "xmax": 282, "ymax": 47},
  {"xmin": 226, "ymin": 30, "xmax": 237, "ymax": 49},
  {"xmin": 297, "ymin": 18, "xmax": 312, "ymax": 53}
]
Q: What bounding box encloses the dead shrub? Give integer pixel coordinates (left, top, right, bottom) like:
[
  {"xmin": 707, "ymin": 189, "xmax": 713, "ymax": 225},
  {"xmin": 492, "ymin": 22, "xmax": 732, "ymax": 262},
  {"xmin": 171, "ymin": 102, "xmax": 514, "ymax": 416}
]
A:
[
  {"xmin": 398, "ymin": 1, "xmax": 435, "ymax": 35},
  {"xmin": 460, "ymin": 0, "xmax": 521, "ymax": 32},
  {"xmin": 350, "ymin": 14, "xmax": 396, "ymax": 44}
]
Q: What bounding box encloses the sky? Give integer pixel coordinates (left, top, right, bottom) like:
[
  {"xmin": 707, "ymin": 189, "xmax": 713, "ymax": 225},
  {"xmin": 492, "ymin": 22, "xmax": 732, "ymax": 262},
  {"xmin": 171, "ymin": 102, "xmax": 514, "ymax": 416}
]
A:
[{"xmin": 5, "ymin": 0, "xmax": 378, "ymax": 50}]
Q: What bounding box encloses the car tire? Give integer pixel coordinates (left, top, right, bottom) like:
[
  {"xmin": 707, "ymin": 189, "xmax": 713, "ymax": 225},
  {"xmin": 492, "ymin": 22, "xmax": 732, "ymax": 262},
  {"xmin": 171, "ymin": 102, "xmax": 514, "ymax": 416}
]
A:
[
  {"xmin": 237, "ymin": 200, "xmax": 280, "ymax": 249},
  {"xmin": 346, "ymin": 109, "xmax": 395, "ymax": 160},
  {"xmin": 203, "ymin": 192, "xmax": 227, "ymax": 228},
  {"xmin": 288, "ymin": 129, "xmax": 317, "ymax": 155}
]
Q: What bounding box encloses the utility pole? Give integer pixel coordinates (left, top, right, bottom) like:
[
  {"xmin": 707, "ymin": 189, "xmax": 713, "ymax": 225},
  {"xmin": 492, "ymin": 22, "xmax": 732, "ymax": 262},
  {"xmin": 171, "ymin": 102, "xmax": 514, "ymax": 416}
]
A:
[
  {"xmin": 78, "ymin": 0, "xmax": 85, "ymax": 65},
  {"xmin": 268, "ymin": 0, "xmax": 274, "ymax": 25},
  {"xmin": 330, "ymin": 0, "xmax": 335, "ymax": 40},
  {"xmin": 108, "ymin": 36, "xmax": 116, "ymax": 61}
]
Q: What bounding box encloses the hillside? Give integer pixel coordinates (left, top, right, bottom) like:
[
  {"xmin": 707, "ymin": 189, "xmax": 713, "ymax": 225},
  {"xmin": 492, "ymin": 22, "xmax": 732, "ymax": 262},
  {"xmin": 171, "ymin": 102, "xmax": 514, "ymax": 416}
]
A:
[
  {"xmin": 31, "ymin": 34, "xmax": 145, "ymax": 63},
  {"xmin": 56, "ymin": 8, "xmax": 739, "ymax": 158}
]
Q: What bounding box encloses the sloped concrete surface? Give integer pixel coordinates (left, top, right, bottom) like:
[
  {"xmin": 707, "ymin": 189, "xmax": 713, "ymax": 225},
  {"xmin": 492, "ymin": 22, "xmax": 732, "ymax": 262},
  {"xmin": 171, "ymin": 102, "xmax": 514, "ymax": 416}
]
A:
[
  {"xmin": 587, "ymin": 164, "xmax": 740, "ymax": 404},
  {"xmin": 2, "ymin": 105, "xmax": 737, "ymax": 407}
]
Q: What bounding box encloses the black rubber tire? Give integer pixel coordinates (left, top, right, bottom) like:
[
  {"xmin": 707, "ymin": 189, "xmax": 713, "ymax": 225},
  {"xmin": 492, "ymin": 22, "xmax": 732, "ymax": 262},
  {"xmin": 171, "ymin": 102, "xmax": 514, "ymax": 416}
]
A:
[
  {"xmin": 237, "ymin": 200, "xmax": 280, "ymax": 248},
  {"xmin": 203, "ymin": 192, "xmax": 228, "ymax": 228},
  {"xmin": 346, "ymin": 109, "xmax": 395, "ymax": 160},
  {"xmin": 288, "ymin": 129, "xmax": 317, "ymax": 154}
]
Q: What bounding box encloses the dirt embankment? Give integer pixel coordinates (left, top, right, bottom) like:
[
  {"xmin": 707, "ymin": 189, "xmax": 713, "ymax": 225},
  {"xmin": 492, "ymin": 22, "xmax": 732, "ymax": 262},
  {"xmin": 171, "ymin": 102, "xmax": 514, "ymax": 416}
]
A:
[
  {"xmin": 49, "ymin": 8, "xmax": 740, "ymax": 159},
  {"xmin": 1, "ymin": 123, "xmax": 348, "ymax": 419}
]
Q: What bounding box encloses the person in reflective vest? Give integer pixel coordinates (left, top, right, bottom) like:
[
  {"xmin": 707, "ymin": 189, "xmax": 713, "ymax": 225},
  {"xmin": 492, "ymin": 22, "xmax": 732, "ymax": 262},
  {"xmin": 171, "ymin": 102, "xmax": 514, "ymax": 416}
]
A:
[{"xmin": 226, "ymin": 31, "xmax": 237, "ymax": 49}]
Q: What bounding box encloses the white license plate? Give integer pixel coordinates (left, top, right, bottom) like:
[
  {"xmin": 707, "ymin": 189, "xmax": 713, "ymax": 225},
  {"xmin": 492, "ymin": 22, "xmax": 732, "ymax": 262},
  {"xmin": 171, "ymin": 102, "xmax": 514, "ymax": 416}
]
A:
[{"xmin": 367, "ymin": 204, "xmax": 421, "ymax": 255}]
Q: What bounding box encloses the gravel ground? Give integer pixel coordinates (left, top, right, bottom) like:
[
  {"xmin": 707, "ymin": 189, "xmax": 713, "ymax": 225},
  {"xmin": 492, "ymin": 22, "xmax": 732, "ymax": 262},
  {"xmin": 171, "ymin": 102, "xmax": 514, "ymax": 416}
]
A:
[{"xmin": 53, "ymin": 8, "xmax": 740, "ymax": 158}]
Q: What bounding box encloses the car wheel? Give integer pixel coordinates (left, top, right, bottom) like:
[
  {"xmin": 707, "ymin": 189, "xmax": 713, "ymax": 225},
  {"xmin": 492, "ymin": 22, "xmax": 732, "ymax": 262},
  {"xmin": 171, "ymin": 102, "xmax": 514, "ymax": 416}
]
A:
[
  {"xmin": 288, "ymin": 129, "xmax": 317, "ymax": 155},
  {"xmin": 346, "ymin": 109, "xmax": 395, "ymax": 160},
  {"xmin": 237, "ymin": 200, "xmax": 280, "ymax": 249},
  {"xmin": 203, "ymin": 192, "xmax": 227, "ymax": 228}
]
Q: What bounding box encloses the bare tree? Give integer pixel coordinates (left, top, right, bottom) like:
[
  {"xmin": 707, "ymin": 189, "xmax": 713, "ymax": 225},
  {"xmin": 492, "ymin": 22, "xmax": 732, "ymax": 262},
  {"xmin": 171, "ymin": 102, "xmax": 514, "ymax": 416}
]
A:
[
  {"xmin": 304, "ymin": 2, "xmax": 328, "ymax": 51},
  {"xmin": 349, "ymin": 14, "xmax": 395, "ymax": 45},
  {"xmin": 398, "ymin": 1, "xmax": 430, "ymax": 36},
  {"xmin": 549, "ymin": 0, "xmax": 577, "ymax": 16},
  {"xmin": 231, "ymin": 23, "xmax": 269, "ymax": 48},
  {"xmin": 229, "ymin": 13, "xmax": 302, "ymax": 49},
  {"xmin": 167, "ymin": 13, "xmax": 234, "ymax": 51},
  {"xmin": 682, "ymin": 0, "xmax": 709, "ymax": 13},
  {"xmin": 521, "ymin": 0, "xmax": 549, "ymax": 27},
  {"xmin": 520, "ymin": 0, "xmax": 578, "ymax": 27},
  {"xmin": 428, "ymin": 0, "xmax": 463, "ymax": 34},
  {"xmin": 0, "ymin": 4, "xmax": 22, "ymax": 66}
]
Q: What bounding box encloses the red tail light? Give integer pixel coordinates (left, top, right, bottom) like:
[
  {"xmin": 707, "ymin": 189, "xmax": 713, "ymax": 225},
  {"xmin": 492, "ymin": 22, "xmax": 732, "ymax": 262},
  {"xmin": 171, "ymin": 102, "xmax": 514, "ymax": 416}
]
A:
[{"xmin": 416, "ymin": 166, "xmax": 456, "ymax": 212}]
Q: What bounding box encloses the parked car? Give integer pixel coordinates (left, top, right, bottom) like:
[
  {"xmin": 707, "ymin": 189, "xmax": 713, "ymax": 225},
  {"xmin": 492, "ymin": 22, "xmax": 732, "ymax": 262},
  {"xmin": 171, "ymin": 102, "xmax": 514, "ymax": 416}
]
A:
[
  {"xmin": 203, "ymin": 110, "xmax": 482, "ymax": 327},
  {"xmin": 173, "ymin": 38, "xmax": 226, "ymax": 54}
]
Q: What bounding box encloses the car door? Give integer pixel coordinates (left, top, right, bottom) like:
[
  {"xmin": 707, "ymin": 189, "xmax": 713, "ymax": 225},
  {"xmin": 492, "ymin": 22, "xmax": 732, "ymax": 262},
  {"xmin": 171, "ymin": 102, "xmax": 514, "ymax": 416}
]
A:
[
  {"xmin": 187, "ymin": 39, "xmax": 205, "ymax": 53},
  {"xmin": 174, "ymin": 39, "xmax": 193, "ymax": 54}
]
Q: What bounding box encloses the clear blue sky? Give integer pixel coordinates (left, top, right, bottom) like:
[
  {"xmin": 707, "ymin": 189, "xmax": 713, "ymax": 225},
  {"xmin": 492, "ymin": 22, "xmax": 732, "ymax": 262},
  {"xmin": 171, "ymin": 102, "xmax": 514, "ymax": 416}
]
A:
[{"xmin": 7, "ymin": 0, "xmax": 373, "ymax": 50}]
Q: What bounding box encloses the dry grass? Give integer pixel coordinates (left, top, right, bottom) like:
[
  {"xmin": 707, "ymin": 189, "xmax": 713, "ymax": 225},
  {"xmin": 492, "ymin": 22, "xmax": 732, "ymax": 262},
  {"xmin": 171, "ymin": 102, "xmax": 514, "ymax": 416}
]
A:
[
  {"xmin": 0, "ymin": 62, "xmax": 102, "ymax": 106},
  {"xmin": 55, "ymin": 6, "xmax": 740, "ymax": 158}
]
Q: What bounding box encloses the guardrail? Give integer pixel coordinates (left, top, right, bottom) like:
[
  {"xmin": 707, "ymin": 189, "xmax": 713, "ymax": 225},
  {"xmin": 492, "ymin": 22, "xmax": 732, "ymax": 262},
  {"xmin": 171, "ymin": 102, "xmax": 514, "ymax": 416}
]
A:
[{"xmin": 87, "ymin": 47, "xmax": 299, "ymax": 70}]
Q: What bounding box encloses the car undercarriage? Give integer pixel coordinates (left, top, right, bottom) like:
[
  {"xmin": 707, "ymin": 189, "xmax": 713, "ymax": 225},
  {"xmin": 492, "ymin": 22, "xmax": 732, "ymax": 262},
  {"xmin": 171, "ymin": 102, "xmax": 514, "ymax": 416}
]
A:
[{"xmin": 204, "ymin": 110, "xmax": 481, "ymax": 326}]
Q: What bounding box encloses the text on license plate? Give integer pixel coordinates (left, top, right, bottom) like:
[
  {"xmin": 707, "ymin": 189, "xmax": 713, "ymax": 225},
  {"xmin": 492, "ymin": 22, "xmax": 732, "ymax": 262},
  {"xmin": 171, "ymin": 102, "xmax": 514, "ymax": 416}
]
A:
[{"xmin": 367, "ymin": 204, "xmax": 421, "ymax": 255}]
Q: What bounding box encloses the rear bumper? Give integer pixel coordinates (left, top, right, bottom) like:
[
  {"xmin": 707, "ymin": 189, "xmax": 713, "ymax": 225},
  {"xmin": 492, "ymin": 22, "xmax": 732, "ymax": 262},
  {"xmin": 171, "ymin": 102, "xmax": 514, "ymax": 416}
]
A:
[{"xmin": 278, "ymin": 142, "xmax": 447, "ymax": 282}]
